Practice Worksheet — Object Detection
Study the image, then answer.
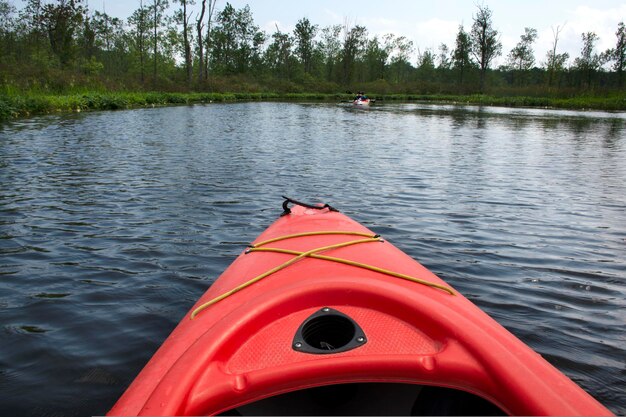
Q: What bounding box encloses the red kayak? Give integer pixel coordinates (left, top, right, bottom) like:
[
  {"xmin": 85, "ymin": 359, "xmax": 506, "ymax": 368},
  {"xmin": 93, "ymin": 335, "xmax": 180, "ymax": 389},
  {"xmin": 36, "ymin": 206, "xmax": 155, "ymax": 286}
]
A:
[
  {"xmin": 109, "ymin": 198, "xmax": 612, "ymax": 416},
  {"xmin": 353, "ymin": 98, "xmax": 371, "ymax": 107}
]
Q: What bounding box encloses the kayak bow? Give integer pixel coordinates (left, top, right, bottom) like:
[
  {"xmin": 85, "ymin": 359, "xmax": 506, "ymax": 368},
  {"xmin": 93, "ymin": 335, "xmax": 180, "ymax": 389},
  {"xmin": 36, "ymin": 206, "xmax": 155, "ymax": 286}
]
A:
[
  {"xmin": 352, "ymin": 98, "xmax": 371, "ymax": 107},
  {"xmin": 108, "ymin": 198, "xmax": 612, "ymax": 416}
]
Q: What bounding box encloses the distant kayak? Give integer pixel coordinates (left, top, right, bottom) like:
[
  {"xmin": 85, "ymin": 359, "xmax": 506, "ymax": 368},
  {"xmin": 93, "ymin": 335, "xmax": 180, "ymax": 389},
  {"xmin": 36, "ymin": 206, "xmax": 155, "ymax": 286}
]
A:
[
  {"xmin": 108, "ymin": 198, "xmax": 612, "ymax": 416},
  {"xmin": 353, "ymin": 98, "xmax": 371, "ymax": 107}
]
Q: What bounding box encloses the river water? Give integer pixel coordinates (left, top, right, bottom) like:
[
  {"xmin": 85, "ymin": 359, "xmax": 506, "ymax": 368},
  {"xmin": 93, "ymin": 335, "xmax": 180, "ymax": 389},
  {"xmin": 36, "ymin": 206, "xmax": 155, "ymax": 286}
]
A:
[{"xmin": 1, "ymin": 102, "xmax": 624, "ymax": 416}]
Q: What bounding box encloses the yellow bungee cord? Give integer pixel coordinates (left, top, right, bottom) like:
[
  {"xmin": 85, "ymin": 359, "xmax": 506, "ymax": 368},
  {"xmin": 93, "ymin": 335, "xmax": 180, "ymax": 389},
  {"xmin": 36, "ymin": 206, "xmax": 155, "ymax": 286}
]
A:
[{"xmin": 190, "ymin": 231, "xmax": 455, "ymax": 319}]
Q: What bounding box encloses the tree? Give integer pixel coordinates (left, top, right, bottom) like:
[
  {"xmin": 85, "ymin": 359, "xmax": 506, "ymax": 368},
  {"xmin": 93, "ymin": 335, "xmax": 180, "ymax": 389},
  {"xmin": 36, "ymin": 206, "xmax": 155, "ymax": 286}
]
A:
[
  {"xmin": 173, "ymin": 0, "xmax": 194, "ymax": 86},
  {"xmin": 81, "ymin": 5, "xmax": 95, "ymax": 59},
  {"xmin": 470, "ymin": 3, "xmax": 502, "ymax": 92},
  {"xmin": 363, "ymin": 36, "xmax": 390, "ymax": 81},
  {"xmin": 386, "ymin": 34, "xmax": 413, "ymax": 83},
  {"xmin": 128, "ymin": 1, "xmax": 150, "ymax": 84},
  {"xmin": 416, "ymin": 48, "xmax": 436, "ymax": 82},
  {"xmin": 452, "ymin": 25, "xmax": 472, "ymax": 85},
  {"xmin": 195, "ymin": 0, "xmax": 206, "ymax": 82},
  {"xmin": 211, "ymin": 3, "xmax": 238, "ymax": 74},
  {"xmin": 293, "ymin": 17, "xmax": 317, "ymax": 75},
  {"xmin": 610, "ymin": 22, "xmax": 626, "ymax": 87},
  {"xmin": 265, "ymin": 25, "xmax": 293, "ymax": 79},
  {"xmin": 92, "ymin": 10, "xmax": 117, "ymax": 52},
  {"xmin": 91, "ymin": 10, "xmax": 125, "ymax": 75},
  {"xmin": 507, "ymin": 27, "xmax": 537, "ymax": 71},
  {"xmin": 210, "ymin": 3, "xmax": 262, "ymax": 75},
  {"xmin": 0, "ymin": 1, "xmax": 15, "ymax": 34},
  {"xmin": 5, "ymin": 0, "xmax": 626, "ymax": 96},
  {"xmin": 506, "ymin": 27, "xmax": 537, "ymax": 85},
  {"xmin": 0, "ymin": 1, "xmax": 16, "ymax": 59},
  {"xmin": 437, "ymin": 43, "xmax": 451, "ymax": 70},
  {"xmin": 19, "ymin": 0, "xmax": 47, "ymax": 58},
  {"xmin": 150, "ymin": 0, "xmax": 169, "ymax": 85},
  {"xmin": 194, "ymin": 0, "xmax": 217, "ymax": 82},
  {"xmin": 203, "ymin": 0, "xmax": 217, "ymax": 80},
  {"xmin": 545, "ymin": 24, "xmax": 568, "ymax": 87},
  {"xmin": 341, "ymin": 23, "xmax": 367, "ymax": 85},
  {"xmin": 318, "ymin": 24, "xmax": 342, "ymax": 82},
  {"xmin": 574, "ymin": 32, "xmax": 601, "ymax": 88},
  {"xmin": 250, "ymin": 30, "xmax": 266, "ymax": 73},
  {"xmin": 161, "ymin": 19, "xmax": 181, "ymax": 72},
  {"xmin": 40, "ymin": 0, "xmax": 85, "ymax": 67}
]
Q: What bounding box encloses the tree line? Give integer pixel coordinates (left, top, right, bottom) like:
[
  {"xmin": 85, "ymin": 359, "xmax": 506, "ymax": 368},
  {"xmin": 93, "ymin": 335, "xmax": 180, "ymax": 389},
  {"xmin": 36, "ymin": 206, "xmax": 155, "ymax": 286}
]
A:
[{"xmin": 1, "ymin": 0, "xmax": 625, "ymax": 96}]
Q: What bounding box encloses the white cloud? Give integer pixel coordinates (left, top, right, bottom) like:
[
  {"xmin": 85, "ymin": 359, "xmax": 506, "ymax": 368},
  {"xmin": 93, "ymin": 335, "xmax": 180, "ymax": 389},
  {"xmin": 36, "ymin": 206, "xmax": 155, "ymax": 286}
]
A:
[
  {"xmin": 262, "ymin": 20, "xmax": 294, "ymax": 35},
  {"xmin": 263, "ymin": 20, "xmax": 281, "ymax": 33},
  {"xmin": 322, "ymin": 8, "xmax": 342, "ymax": 24},
  {"xmin": 357, "ymin": 17, "xmax": 460, "ymax": 63},
  {"xmin": 534, "ymin": 5, "xmax": 626, "ymax": 66},
  {"xmin": 413, "ymin": 18, "xmax": 460, "ymax": 50}
]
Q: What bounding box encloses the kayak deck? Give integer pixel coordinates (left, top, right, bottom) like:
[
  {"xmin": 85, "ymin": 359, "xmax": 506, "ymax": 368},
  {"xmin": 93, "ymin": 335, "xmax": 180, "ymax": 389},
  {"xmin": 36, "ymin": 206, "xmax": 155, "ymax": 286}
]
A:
[{"xmin": 108, "ymin": 199, "xmax": 611, "ymax": 416}]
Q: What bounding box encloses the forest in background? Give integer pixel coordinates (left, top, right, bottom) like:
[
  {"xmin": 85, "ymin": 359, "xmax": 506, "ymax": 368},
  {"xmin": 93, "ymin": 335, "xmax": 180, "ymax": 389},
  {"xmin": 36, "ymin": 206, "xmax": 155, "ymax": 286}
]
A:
[{"xmin": 1, "ymin": 0, "xmax": 625, "ymax": 118}]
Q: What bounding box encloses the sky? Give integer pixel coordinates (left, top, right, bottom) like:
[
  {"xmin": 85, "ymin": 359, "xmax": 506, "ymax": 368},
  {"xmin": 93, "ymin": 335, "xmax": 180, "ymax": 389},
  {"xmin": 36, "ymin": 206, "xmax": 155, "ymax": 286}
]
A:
[{"xmin": 35, "ymin": 0, "xmax": 626, "ymax": 66}]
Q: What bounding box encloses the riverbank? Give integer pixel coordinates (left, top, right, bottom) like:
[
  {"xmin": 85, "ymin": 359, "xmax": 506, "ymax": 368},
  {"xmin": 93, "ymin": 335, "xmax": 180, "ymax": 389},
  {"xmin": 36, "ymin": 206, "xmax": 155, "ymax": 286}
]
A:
[
  {"xmin": 1, "ymin": 91, "xmax": 625, "ymax": 122},
  {"xmin": 384, "ymin": 93, "xmax": 626, "ymax": 111}
]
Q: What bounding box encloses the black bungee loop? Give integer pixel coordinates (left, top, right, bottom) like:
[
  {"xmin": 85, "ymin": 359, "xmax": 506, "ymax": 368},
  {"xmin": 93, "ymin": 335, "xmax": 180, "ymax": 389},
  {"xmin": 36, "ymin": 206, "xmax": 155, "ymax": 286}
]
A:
[{"xmin": 281, "ymin": 196, "xmax": 339, "ymax": 216}]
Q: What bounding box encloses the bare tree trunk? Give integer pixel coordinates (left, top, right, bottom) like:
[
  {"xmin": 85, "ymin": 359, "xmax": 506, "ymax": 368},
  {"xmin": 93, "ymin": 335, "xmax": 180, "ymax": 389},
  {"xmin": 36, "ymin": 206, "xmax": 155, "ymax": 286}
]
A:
[
  {"xmin": 204, "ymin": 0, "xmax": 217, "ymax": 82},
  {"xmin": 182, "ymin": 0, "xmax": 192, "ymax": 86},
  {"xmin": 139, "ymin": 0, "xmax": 145, "ymax": 85},
  {"xmin": 341, "ymin": 18, "xmax": 353, "ymax": 86},
  {"xmin": 548, "ymin": 24, "xmax": 564, "ymax": 87},
  {"xmin": 153, "ymin": 0, "xmax": 158, "ymax": 87},
  {"xmin": 196, "ymin": 0, "xmax": 206, "ymax": 83}
]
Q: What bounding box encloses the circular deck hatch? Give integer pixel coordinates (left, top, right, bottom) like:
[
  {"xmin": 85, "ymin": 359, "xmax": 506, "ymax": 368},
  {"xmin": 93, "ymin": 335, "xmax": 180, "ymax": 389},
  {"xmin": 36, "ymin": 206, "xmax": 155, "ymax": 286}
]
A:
[{"xmin": 293, "ymin": 307, "xmax": 367, "ymax": 354}]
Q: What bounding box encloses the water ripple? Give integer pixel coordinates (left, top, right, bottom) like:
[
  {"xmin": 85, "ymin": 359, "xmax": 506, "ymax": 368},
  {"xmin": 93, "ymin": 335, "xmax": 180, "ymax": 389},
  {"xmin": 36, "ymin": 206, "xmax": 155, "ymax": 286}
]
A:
[{"xmin": 1, "ymin": 103, "xmax": 624, "ymax": 415}]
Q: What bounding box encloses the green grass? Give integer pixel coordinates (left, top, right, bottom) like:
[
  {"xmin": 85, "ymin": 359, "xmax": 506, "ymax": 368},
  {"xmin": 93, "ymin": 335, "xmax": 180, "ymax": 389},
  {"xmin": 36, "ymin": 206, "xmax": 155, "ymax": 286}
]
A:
[
  {"xmin": 1, "ymin": 91, "xmax": 624, "ymax": 122},
  {"xmin": 0, "ymin": 91, "xmax": 356, "ymax": 121},
  {"xmin": 371, "ymin": 93, "xmax": 626, "ymax": 111},
  {"xmin": 0, "ymin": 92, "xmax": 238, "ymax": 121}
]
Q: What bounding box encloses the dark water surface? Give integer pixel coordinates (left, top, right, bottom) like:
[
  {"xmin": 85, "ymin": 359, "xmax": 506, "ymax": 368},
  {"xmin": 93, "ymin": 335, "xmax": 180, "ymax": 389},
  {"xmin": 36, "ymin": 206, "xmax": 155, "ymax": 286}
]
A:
[{"xmin": 1, "ymin": 102, "xmax": 625, "ymax": 416}]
